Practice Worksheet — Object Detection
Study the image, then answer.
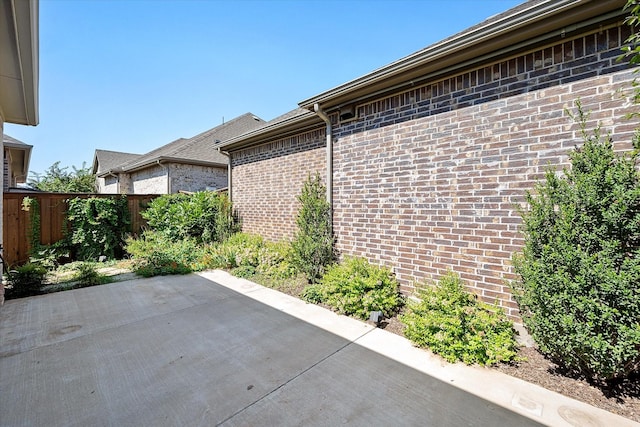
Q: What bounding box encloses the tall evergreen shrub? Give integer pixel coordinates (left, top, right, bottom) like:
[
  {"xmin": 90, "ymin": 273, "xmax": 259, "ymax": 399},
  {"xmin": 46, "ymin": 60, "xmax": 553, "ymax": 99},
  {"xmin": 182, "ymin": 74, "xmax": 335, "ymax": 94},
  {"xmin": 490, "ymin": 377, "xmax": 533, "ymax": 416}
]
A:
[
  {"xmin": 291, "ymin": 173, "xmax": 334, "ymax": 282},
  {"xmin": 141, "ymin": 192, "xmax": 238, "ymax": 244},
  {"xmin": 512, "ymin": 104, "xmax": 640, "ymax": 380}
]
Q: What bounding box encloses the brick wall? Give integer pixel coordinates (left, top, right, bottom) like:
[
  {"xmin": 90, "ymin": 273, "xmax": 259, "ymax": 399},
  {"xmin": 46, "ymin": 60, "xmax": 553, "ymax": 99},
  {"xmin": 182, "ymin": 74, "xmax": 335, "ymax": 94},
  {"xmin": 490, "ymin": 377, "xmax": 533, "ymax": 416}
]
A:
[
  {"xmin": 170, "ymin": 163, "xmax": 227, "ymax": 193},
  {"xmin": 226, "ymin": 23, "xmax": 640, "ymax": 319},
  {"xmin": 232, "ymin": 129, "xmax": 325, "ymax": 241},
  {"xmin": 120, "ymin": 173, "xmax": 132, "ymax": 194},
  {"xmin": 131, "ymin": 165, "xmax": 167, "ymax": 194},
  {"xmin": 122, "ymin": 163, "xmax": 228, "ymax": 194},
  {"xmin": 332, "ymin": 24, "xmax": 640, "ymax": 318},
  {"xmin": 97, "ymin": 175, "xmax": 118, "ymax": 193},
  {"xmin": 337, "ymin": 25, "xmax": 632, "ymax": 137}
]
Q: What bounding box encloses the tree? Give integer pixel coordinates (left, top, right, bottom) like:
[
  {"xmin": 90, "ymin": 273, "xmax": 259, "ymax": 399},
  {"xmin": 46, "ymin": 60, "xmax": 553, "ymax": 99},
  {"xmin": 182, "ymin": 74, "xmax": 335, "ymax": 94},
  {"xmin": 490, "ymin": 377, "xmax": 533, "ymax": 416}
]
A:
[
  {"xmin": 291, "ymin": 173, "xmax": 334, "ymax": 282},
  {"xmin": 29, "ymin": 161, "xmax": 96, "ymax": 193},
  {"xmin": 620, "ymin": 1, "xmax": 640, "ymax": 107}
]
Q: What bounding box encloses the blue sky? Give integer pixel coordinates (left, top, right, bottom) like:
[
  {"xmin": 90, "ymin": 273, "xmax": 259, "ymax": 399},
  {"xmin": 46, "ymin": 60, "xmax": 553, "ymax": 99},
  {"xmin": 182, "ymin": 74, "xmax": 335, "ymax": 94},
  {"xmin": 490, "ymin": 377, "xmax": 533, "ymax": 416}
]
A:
[{"xmin": 6, "ymin": 0, "xmax": 523, "ymax": 176}]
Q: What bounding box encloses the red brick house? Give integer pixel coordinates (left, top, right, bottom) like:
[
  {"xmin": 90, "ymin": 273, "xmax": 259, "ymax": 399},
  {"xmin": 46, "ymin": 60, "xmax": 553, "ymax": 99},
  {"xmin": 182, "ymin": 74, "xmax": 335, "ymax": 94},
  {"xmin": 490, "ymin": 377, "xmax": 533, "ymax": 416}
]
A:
[{"xmin": 219, "ymin": 0, "xmax": 638, "ymax": 318}]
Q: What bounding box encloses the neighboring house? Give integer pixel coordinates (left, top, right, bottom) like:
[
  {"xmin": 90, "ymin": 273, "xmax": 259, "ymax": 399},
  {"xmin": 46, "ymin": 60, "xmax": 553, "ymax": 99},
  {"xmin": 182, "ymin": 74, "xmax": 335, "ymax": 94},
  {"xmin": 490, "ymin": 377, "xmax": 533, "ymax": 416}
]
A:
[
  {"xmin": 93, "ymin": 149, "xmax": 142, "ymax": 194},
  {"xmin": 218, "ymin": 0, "xmax": 637, "ymax": 319},
  {"xmin": 93, "ymin": 113, "xmax": 265, "ymax": 194},
  {"xmin": 3, "ymin": 134, "xmax": 33, "ymax": 192}
]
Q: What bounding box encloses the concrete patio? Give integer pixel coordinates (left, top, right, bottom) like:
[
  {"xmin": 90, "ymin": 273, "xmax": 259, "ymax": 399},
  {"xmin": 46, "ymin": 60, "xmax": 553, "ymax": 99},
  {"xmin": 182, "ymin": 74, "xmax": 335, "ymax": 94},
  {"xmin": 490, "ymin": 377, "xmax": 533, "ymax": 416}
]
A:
[{"xmin": 0, "ymin": 271, "xmax": 635, "ymax": 426}]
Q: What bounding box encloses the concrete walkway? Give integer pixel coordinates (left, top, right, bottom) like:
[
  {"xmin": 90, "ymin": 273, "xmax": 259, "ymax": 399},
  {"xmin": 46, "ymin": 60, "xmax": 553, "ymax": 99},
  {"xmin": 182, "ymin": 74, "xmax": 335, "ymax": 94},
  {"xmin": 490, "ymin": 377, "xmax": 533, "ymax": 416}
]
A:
[{"xmin": 0, "ymin": 271, "xmax": 635, "ymax": 426}]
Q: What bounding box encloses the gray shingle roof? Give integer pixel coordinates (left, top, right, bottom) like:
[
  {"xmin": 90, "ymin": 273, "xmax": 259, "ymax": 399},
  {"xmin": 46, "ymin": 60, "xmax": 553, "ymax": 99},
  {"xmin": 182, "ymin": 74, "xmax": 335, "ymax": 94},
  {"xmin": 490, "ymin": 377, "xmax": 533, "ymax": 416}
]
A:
[
  {"xmin": 3, "ymin": 134, "xmax": 31, "ymax": 147},
  {"xmin": 118, "ymin": 112, "xmax": 265, "ymax": 172},
  {"xmin": 218, "ymin": 108, "xmax": 322, "ymax": 151},
  {"xmin": 93, "ymin": 149, "xmax": 141, "ymax": 174},
  {"xmin": 264, "ymin": 108, "xmax": 312, "ymax": 125}
]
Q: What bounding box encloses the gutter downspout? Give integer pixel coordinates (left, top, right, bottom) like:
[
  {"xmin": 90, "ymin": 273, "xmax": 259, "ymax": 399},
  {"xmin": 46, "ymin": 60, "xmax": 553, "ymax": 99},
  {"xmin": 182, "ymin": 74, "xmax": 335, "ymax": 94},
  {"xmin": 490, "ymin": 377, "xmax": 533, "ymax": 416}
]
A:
[
  {"xmin": 217, "ymin": 148, "xmax": 232, "ymax": 202},
  {"xmin": 157, "ymin": 160, "xmax": 171, "ymax": 194},
  {"xmin": 313, "ymin": 103, "xmax": 333, "ymax": 227}
]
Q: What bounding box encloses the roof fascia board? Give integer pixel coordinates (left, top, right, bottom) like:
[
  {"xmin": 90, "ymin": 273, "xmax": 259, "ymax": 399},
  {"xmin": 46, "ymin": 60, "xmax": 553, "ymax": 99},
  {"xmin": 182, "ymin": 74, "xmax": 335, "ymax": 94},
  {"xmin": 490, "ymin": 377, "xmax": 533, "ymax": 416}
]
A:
[
  {"xmin": 299, "ymin": 0, "xmax": 625, "ymax": 111},
  {"xmin": 3, "ymin": 141, "xmax": 33, "ymax": 150},
  {"xmin": 219, "ymin": 112, "xmax": 323, "ymax": 151}
]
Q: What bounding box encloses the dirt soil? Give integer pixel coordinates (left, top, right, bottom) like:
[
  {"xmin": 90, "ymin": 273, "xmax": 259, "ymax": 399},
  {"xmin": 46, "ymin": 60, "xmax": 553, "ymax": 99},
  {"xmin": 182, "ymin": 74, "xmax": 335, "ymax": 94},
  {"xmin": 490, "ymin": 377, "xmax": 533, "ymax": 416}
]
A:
[{"xmin": 379, "ymin": 316, "xmax": 640, "ymax": 423}]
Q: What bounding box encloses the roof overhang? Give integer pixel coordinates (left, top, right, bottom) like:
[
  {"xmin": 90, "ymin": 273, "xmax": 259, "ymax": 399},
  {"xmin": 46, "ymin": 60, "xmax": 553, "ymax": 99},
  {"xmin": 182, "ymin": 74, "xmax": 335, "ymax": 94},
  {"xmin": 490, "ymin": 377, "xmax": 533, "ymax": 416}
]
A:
[
  {"xmin": 0, "ymin": 0, "xmax": 39, "ymax": 125},
  {"xmin": 299, "ymin": 0, "xmax": 628, "ymax": 112},
  {"xmin": 96, "ymin": 169, "xmax": 122, "ymax": 179},
  {"xmin": 218, "ymin": 110, "xmax": 324, "ymax": 152},
  {"xmin": 4, "ymin": 140, "xmax": 32, "ymax": 183}
]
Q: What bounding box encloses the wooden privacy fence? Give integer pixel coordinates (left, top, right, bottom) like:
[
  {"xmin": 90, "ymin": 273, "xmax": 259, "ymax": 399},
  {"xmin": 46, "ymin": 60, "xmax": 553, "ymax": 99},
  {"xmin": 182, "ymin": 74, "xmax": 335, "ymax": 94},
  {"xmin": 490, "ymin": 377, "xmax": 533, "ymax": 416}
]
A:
[{"xmin": 3, "ymin": 192, "xmax": 158, "ymax": 266}]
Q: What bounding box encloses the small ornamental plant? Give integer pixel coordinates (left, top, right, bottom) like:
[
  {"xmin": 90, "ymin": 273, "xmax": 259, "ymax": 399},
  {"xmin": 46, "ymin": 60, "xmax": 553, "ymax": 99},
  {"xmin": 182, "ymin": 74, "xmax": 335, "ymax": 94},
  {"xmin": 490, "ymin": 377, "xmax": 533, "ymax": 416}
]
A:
[
  {"xmin": 6, "ymin": 263, "xmax": 47, "ymax": 299},
  {"xmin": 302, "ymin": 257, "xmax": 403, "ymax": 320},
  {"xmin": 402, "ymin": 273, "xmax": 518, "ymax": 366}
]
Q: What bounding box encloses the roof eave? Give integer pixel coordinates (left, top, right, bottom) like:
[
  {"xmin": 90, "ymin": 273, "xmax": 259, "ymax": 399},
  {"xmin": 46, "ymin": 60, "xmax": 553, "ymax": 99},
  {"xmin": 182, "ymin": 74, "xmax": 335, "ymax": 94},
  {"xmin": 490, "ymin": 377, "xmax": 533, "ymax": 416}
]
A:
[
  {"xmin": 96, "ymin": 168, "xmax": 122, "ymax": 178},
  {"xmin": 219, "ymin": 111, "xmax": 323, "ymax": 152},
  {"xmin": 299, "ymin": 0, "xmax": 627, "ymax": 111},
  {"xmin": 0, "ymin": 0, "xmax": 39, "ymax": 125}
]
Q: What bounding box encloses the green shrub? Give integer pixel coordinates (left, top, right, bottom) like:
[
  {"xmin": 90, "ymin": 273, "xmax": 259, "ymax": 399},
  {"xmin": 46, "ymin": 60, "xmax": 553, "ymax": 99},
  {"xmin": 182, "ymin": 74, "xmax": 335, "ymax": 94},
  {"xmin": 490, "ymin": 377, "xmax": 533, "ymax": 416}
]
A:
[
  {"xmin": 141, "ymin": 192, "xmax": 239, "ymax": 244},
  {"xmin": 303, "ymin": 257, "xmax": 403, "ymax": 319},
  {"xmin": 401, "ymin": 273, "xmax": 518, "ymax": 366},
  {"xmin": 204, "ymin": 235, "xmax": 300, "ymax": 289},
  {"xmin": 291, "ymin": 173, "xmax": 334, "ymax": 282},
  {"xmin": 256, "ymin": 241, "xmax": 297, "ymax": 279},
  {"xmin": 139, "ymin": 193, "xmax": 186, "ymax": 238},
  {"xmin": 30, "ymin": 240, "xmax": 72, "ymax": 270},
  {"xmin": 67, "ymin": 196, "xmax": 130, "ymax": 261},
  {"xmin": 301, "ymin": 284, "xmax": 323, "ymax": 304},
  {"xmin": 7, "ymin": 263, "xmax": 47, "ymax": 299},
  {"xmin": 75, "ymin": 263, "xmax": 106, "ymax": 288},
  {"xmin": 201, "ymin": 233, "xmax": 264, "ymax": 269},
  {"xmin": 231, "ymin": 265, "xmax": 257, "ymax": 278},
  {"xmin": 126, "ymin": 231, "xmax": 202, "ymax": 277},
  {"xmin": 512, "ymin": 104, "xmax": 640, "ymax": 380}
]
